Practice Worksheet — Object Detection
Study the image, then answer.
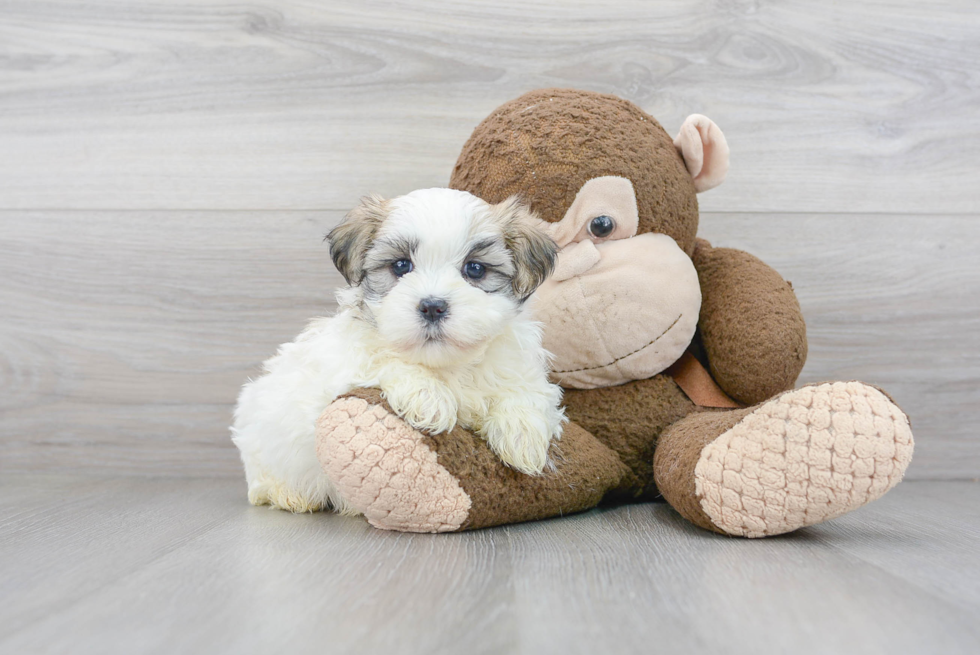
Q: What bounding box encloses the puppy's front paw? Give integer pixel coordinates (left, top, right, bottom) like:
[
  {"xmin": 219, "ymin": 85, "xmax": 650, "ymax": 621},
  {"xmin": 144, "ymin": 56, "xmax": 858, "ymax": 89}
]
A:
[
  {"xmin": 383, "ymin": 377, "xmax": 458, "ymax": 434},
  {"xmin": 479, "ymin": 410, "xmax": 555, "ymax": 475}
]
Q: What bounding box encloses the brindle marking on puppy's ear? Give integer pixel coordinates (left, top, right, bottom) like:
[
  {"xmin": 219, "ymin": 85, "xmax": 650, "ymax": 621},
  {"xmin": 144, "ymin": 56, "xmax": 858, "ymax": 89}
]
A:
[
  {"xmin": 327, "ymin": 194, "xmax": 389, "ymax": 285},
  {"xmin": 490, "ymin": 196, "xmax": 558, "ymax": 301}
]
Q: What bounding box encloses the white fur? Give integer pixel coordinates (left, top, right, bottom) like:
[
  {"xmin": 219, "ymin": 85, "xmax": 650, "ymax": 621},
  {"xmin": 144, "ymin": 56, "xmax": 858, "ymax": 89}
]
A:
[{"xmin": 231, "ymin": 188, "xmax": 565, "ymax": 514}]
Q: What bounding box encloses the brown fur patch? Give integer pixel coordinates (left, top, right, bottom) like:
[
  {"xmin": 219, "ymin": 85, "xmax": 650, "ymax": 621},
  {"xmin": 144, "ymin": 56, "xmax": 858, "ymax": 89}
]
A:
[
  {"xmin": 327, "ymin": 194, "xmax": 389, "ymax": 285},
  {"xmin": 488, "ymin": 196, "xmax": 558, "ymax": 300}
]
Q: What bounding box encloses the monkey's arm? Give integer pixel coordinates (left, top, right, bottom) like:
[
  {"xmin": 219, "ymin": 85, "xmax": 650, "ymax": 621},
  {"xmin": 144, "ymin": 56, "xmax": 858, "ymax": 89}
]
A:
[{"xmin": 692, "ymin": 238, "xmax": 807, "ymax": 406}]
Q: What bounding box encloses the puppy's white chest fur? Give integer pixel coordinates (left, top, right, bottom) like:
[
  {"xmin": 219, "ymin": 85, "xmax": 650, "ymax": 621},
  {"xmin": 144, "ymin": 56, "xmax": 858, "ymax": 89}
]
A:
[{"xmin": 347, "ymin": 305, "xmax": 565, "ymax": 471}]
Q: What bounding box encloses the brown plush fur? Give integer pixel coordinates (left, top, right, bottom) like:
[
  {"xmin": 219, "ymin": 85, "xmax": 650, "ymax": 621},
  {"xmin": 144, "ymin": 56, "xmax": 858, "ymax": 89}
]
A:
[
  {"xmin": 450, "ymin": 88, "xmax": 701, "ymax": 256},
  {"xmin": 652, "ymin": 408, "xmax": 754, "ymax": 534},
  {"xmin": 693, "ymin": 239, "xmax": 808, "ymax": 405},
  {"xmin": 562, "ymin": 375, "xmax": 702, "ymax": 502}
]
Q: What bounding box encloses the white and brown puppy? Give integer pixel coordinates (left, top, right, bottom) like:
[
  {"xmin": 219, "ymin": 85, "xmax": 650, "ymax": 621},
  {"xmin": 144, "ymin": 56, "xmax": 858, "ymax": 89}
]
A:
[{"xmin": 232, "ymin": 188, "xmax": 564, "ymax": 513}]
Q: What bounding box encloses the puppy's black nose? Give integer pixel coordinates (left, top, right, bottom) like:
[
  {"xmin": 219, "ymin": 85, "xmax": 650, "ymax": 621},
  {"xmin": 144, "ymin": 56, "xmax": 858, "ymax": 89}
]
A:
[{"xmin": 418, "ymin": 297, "xmax": 449, "ymax": 323}]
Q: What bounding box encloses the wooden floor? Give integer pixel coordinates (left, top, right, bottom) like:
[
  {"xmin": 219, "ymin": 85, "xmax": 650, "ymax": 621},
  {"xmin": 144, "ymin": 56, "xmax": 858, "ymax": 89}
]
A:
[{"xmin": 1, "ymin": 476, "xmax": 978, "ymax": 654}]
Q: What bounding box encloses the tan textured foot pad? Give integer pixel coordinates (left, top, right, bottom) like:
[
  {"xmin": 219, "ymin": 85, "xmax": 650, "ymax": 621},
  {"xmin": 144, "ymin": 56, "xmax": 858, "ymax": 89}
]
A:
[
  {"xmin": 316, "ymin": 396, "xmax": 471, "ymax": 533},
  {"xmin": 694, "ymin": 382, "xmax": 914, "ymax": 538}
]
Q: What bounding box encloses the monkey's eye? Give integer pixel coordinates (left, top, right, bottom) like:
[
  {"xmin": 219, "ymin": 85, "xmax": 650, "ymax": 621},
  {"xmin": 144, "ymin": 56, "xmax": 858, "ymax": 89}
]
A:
[
  {"xmin": 464, "ymin": 261, "xmax": 486, "ymax": 280},
  {"xmin": 391, "ymin": 259, "xmax": 413, "ymax": 277},
  {"xmin": 588, "ymin": 215, "xmax": 615, "ymax": 239}
]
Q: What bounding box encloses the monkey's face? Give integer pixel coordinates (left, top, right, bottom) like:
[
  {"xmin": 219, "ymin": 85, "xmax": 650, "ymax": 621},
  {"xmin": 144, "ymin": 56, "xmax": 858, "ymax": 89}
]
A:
[
  {"xmin": 449, "ymin": 89, "xmax": 731, "ymax": 388},
  {"xmin": 530, "ymin": 176, "xmax": 702, "ymax": 389}
]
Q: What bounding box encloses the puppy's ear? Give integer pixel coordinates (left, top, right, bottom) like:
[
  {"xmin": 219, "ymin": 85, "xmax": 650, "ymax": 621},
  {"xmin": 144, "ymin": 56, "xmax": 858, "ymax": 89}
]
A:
[
  {"xmin": 492, "ymin": 197, "xmax": 558, "ymax": 301},
  {"xmin": 327, "ymin": 195, "xmax": 389, "ymax": 285}
]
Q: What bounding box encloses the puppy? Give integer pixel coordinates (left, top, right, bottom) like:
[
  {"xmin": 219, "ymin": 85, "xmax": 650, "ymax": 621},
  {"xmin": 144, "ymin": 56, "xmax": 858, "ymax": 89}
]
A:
[{"xmin": 231, "ymin": 188, "xmax": 565, "ymax": 513}]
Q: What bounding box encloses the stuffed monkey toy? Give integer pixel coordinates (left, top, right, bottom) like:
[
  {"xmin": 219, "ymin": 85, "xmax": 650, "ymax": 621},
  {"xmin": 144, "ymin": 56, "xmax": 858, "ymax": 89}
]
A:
[{"xmin": 314, "ymin": 89, "xmax": 913, "ymax": 537}]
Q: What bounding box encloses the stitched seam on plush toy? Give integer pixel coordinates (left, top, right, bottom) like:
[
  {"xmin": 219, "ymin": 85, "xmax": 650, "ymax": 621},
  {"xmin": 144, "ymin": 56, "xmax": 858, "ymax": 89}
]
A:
[
  {"xmin": 511, "ymin": 128, "xmax": 537, "ymax": 200},
  {"xmin": 553, "ymin": 314, "xmax": 682, "ymax": 374}
]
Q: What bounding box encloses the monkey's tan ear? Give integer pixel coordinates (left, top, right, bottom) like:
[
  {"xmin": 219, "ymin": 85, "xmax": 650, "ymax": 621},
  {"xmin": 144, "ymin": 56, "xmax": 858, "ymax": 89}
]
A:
[
  {"xmin": 673, "ymin": 114, "xmax": 730, "ymax": 193},
  {"xmin": 327, "ymin": 195, "xmax": 388, "ymax": 285},
  {"xmin": 492, "ymin": 197, "xmax": 558, "ymax": 301}
]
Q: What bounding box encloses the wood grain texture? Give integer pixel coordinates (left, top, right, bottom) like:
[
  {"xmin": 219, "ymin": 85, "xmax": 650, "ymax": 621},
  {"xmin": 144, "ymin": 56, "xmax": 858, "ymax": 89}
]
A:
[
  {"xmin": 1, "ymin": 475, "xmax": 978, "ymax": 654},
  {"xmin": 0, "ymin": 0, "xmax": 977, "ymax": 213},
  {"xmin": 2, "ymin": 211, "xmax": 977, "ymax": 478},
  {"xmin": 0, "ymin": 210, "xmax": 337, "ymax": 476}
]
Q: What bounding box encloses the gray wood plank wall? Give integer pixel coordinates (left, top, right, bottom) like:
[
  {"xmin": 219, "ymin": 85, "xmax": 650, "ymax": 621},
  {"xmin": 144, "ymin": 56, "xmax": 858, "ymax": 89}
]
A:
[{"xmin": 1, "ymin": 1, "xmax": 978, "ymax": 479}]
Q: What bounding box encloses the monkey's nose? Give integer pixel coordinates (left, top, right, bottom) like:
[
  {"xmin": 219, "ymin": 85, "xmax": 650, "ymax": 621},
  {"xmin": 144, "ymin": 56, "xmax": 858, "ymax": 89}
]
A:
[{"xmin": 418, "ymin": 297, "xmax": 449, "ymax": 323}]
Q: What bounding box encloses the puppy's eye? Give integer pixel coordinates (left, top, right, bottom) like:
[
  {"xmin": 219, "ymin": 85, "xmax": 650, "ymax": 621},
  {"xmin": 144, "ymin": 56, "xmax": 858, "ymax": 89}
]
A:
[
  {"xmin": 391, "ymin": 259, "xmax": 413, "ymax": 277},
  {"xmin": 588, "ymin": 215, "xmax": 615, "ymax": 239},
  {"xmin": 464, "ymin": 262, "xmax": 486, "ymax": 280}
]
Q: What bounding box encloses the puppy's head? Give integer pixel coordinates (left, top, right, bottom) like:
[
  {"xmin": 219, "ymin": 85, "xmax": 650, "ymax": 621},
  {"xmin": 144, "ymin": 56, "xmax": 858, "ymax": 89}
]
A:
[{"xmin": 328, "ymin": 188, "xmax": 557, "ymax": 366}]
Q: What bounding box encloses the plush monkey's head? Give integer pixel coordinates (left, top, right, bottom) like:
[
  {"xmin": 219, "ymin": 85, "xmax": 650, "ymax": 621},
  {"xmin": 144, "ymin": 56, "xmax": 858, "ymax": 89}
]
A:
[
  {"xmin": 449, "ymin": 89, "xmax": 729, "ymax": 389},
  {"xmin": 450, "ymin": 88, "xmax": 727, "ymax": 256}
]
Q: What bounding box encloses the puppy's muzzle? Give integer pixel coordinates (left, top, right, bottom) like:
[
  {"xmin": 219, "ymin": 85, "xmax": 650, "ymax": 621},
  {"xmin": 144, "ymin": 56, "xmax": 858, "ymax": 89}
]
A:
[{"xmin": 418, "ymin": 297, "xmax": 449, "ymax": 323}]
